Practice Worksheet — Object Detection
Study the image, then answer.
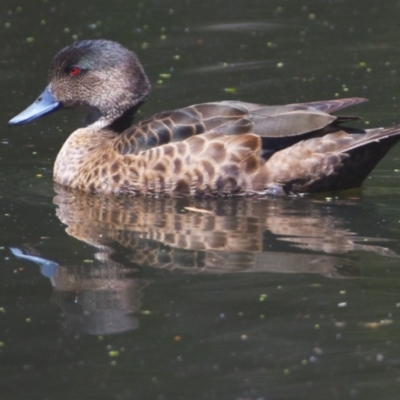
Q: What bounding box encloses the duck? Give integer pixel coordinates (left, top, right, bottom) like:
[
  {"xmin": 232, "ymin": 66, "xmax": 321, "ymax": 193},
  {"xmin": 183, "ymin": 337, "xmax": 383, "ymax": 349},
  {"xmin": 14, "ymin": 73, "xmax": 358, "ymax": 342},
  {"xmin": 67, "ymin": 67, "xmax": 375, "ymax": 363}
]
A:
[{"xmin": 8, "ymin": 39, "xmax": 400, "ymax": 196}]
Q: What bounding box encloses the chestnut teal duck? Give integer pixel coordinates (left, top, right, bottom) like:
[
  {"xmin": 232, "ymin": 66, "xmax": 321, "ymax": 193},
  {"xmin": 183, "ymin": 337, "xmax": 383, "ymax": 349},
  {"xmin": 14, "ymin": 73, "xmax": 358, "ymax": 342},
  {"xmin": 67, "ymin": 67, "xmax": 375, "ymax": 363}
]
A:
[{"xmin": 9, "ymin": 40, "xmax": 400, "ymax": 196}]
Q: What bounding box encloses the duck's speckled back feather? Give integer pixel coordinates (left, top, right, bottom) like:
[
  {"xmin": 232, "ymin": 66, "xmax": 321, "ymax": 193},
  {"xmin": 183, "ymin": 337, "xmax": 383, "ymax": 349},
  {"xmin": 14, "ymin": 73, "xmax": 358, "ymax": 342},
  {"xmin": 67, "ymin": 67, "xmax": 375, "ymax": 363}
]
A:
[{"xmin": 113, "ymin": 98, "xmax": 366, "ymax": 155}]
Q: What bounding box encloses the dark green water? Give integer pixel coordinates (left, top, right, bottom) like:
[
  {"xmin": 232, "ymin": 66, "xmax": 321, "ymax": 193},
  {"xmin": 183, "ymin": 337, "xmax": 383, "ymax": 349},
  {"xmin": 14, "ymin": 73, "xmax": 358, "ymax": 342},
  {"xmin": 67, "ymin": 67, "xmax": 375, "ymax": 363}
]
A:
[{"xmin": 1, "ymin": 1, "xmax": 400, "ymax": 399}]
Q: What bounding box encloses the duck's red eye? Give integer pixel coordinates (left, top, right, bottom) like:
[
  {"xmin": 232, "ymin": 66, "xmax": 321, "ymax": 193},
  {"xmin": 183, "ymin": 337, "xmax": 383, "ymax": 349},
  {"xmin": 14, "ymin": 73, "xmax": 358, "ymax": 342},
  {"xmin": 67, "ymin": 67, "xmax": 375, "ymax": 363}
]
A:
[{"xmin": 69, "ymin": 66, "xmax": 81, "ymax": 77}]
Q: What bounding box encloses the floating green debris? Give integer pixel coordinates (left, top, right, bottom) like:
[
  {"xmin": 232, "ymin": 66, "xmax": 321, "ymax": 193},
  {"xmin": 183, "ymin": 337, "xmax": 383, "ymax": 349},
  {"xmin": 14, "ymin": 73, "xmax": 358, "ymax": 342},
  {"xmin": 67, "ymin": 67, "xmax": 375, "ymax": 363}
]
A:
[
  {"xmin": 141, "ymin": 42, "xmax": 149, "ymax": 49},
  {"xmin": 40, "ymin": 20, "xmax": 46, "ymax": 26},
  {"xmin": 160, "ymin": 35, "xmax": 167, "ymax": 40},
  {"xmin": 276, "ymin": 62, "xmax": 284, "ymax": 68},
  {"xmin": 173, "ymin": 54, "xmax": 180, "ymax": 60},
  {"xmin": 83, "ymin": 259, "xmax": 94, "ymax": 263},
  {"xmin": 224, "ymin": 87, "xmax": 237, "ymax": 94},
  {"xmin": 26, "ymin": 37, "xmax": 35, "ymax": 43},
  {"xmin": 159, "ymin": 73, "xmax": 171, "ymax": 79},
  {"xmin": 359, "ymin": 61, "xmax": 366, "ymax": 68},
  {"xmin": 5, "ymin": 22, "xmax": 11, "ymax": 29},
  {"xmin": 108, "ymin": 351, "xmax": 119, "ymax": 357},
  {"xmin": 64, "ymin": 28, "xmax": 70, "ymax": 34},
  {"xmin": 314, "ymin": 347, "xmax": 323, "ymax": 355},
  {"xmin": 259, "ymin": 294, "xmax": 268, "ymax": 302}
]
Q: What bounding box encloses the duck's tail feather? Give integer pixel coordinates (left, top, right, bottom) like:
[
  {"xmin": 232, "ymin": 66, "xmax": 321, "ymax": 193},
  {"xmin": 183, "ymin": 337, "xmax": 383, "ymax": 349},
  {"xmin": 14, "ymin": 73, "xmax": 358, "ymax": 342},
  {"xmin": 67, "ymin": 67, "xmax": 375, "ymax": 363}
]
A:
[{"xmin": 257, "ymin": 124, "xmax": 400, "ymax": 194}]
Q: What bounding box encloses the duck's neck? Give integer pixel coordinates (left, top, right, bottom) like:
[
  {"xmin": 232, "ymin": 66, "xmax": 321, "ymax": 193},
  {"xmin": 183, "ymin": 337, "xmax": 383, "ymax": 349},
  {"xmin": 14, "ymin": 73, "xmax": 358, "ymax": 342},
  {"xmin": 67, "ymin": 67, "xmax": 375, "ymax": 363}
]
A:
[
  {"xmin": 83, "ymin": 94, "xmax": 145, "ymax": 133},
  {"xmin": 108, "ymin": 102, "xmax": 145, "ymax": 132},
  {"xmin": 83, "ymin": 102, "xmax": 144, "ymax": 133}
]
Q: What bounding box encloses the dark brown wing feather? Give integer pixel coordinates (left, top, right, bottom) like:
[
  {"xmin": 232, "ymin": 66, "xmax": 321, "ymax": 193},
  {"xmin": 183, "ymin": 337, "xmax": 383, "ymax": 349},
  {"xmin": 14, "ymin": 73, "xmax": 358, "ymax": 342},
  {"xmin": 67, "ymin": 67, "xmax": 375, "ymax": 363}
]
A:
[{"xmin": 113, "ymin": 97, "xmax": 367, "ymax": 155}]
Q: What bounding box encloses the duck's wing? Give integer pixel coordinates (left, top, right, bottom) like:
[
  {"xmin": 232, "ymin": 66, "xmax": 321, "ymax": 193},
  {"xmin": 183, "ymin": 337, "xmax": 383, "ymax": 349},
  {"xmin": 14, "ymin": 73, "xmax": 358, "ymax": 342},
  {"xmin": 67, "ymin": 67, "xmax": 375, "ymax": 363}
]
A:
[
  {"xmin": 289, "ymin": 97, "xmax": 367, "ymax": 114},
  {"xmin": 113, "ymin": 98, "xmax": 367, "ymax": 155}
]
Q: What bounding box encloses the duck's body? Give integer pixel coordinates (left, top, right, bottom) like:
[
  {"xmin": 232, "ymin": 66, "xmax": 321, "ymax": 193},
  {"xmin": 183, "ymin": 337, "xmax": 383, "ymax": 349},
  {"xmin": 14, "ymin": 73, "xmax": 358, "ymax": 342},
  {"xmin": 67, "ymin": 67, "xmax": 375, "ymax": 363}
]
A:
[{"xmin": 9, "ymin": 40, "xmax": 400, "ymax": 196}]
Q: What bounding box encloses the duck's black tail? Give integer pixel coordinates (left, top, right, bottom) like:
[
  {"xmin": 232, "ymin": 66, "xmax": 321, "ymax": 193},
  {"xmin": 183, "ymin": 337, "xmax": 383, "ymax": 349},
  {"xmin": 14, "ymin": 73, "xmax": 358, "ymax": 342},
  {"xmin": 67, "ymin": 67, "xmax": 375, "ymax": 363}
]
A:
[
  {"xmin": 260, "ymin": 124, "xmax": 400, "ymax": 195},
  {"xmin": 336, "ymin": 124, "xmax": 400, "ymax": 189}
]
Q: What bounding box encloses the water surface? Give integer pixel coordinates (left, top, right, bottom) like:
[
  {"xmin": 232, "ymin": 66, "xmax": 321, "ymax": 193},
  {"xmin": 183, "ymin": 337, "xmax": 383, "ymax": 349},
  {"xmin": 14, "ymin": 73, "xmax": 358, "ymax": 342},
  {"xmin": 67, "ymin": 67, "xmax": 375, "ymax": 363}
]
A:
[{"xmin": 1, "ymin": 1, "xmax": 400, "ymax": 399}]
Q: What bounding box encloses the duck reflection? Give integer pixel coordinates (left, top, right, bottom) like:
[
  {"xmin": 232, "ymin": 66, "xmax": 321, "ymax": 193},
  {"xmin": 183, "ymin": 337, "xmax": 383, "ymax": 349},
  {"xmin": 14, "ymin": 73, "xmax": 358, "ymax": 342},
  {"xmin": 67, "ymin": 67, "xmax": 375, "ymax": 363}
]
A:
[
  {"xmin": 11, "ymin": 246, "xmax": 145, "ymax": 335},
  {"xmin": 53, "ymin": 184, "xmax": 397, "ymax": 272},
  {"xmin": 12, "ymin": 186, "xmax": 398, "ymax": 335}
]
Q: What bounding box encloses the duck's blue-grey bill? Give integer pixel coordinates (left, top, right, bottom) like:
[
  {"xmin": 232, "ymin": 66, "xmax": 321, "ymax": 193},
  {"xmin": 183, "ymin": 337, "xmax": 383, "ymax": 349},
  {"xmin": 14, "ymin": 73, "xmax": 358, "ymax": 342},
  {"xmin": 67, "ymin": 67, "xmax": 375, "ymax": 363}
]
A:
[{"xmin": 8, "ymin": 86, "xmax": 62, "ymax": 125}]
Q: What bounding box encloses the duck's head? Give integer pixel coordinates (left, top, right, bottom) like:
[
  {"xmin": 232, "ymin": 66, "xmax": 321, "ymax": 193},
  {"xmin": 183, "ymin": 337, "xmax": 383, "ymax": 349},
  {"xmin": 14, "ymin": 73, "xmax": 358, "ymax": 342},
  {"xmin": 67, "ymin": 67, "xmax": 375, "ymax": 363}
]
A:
[{"xmin": 9, "ymin": 40, "xmax": 151, "ymax": 131}]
